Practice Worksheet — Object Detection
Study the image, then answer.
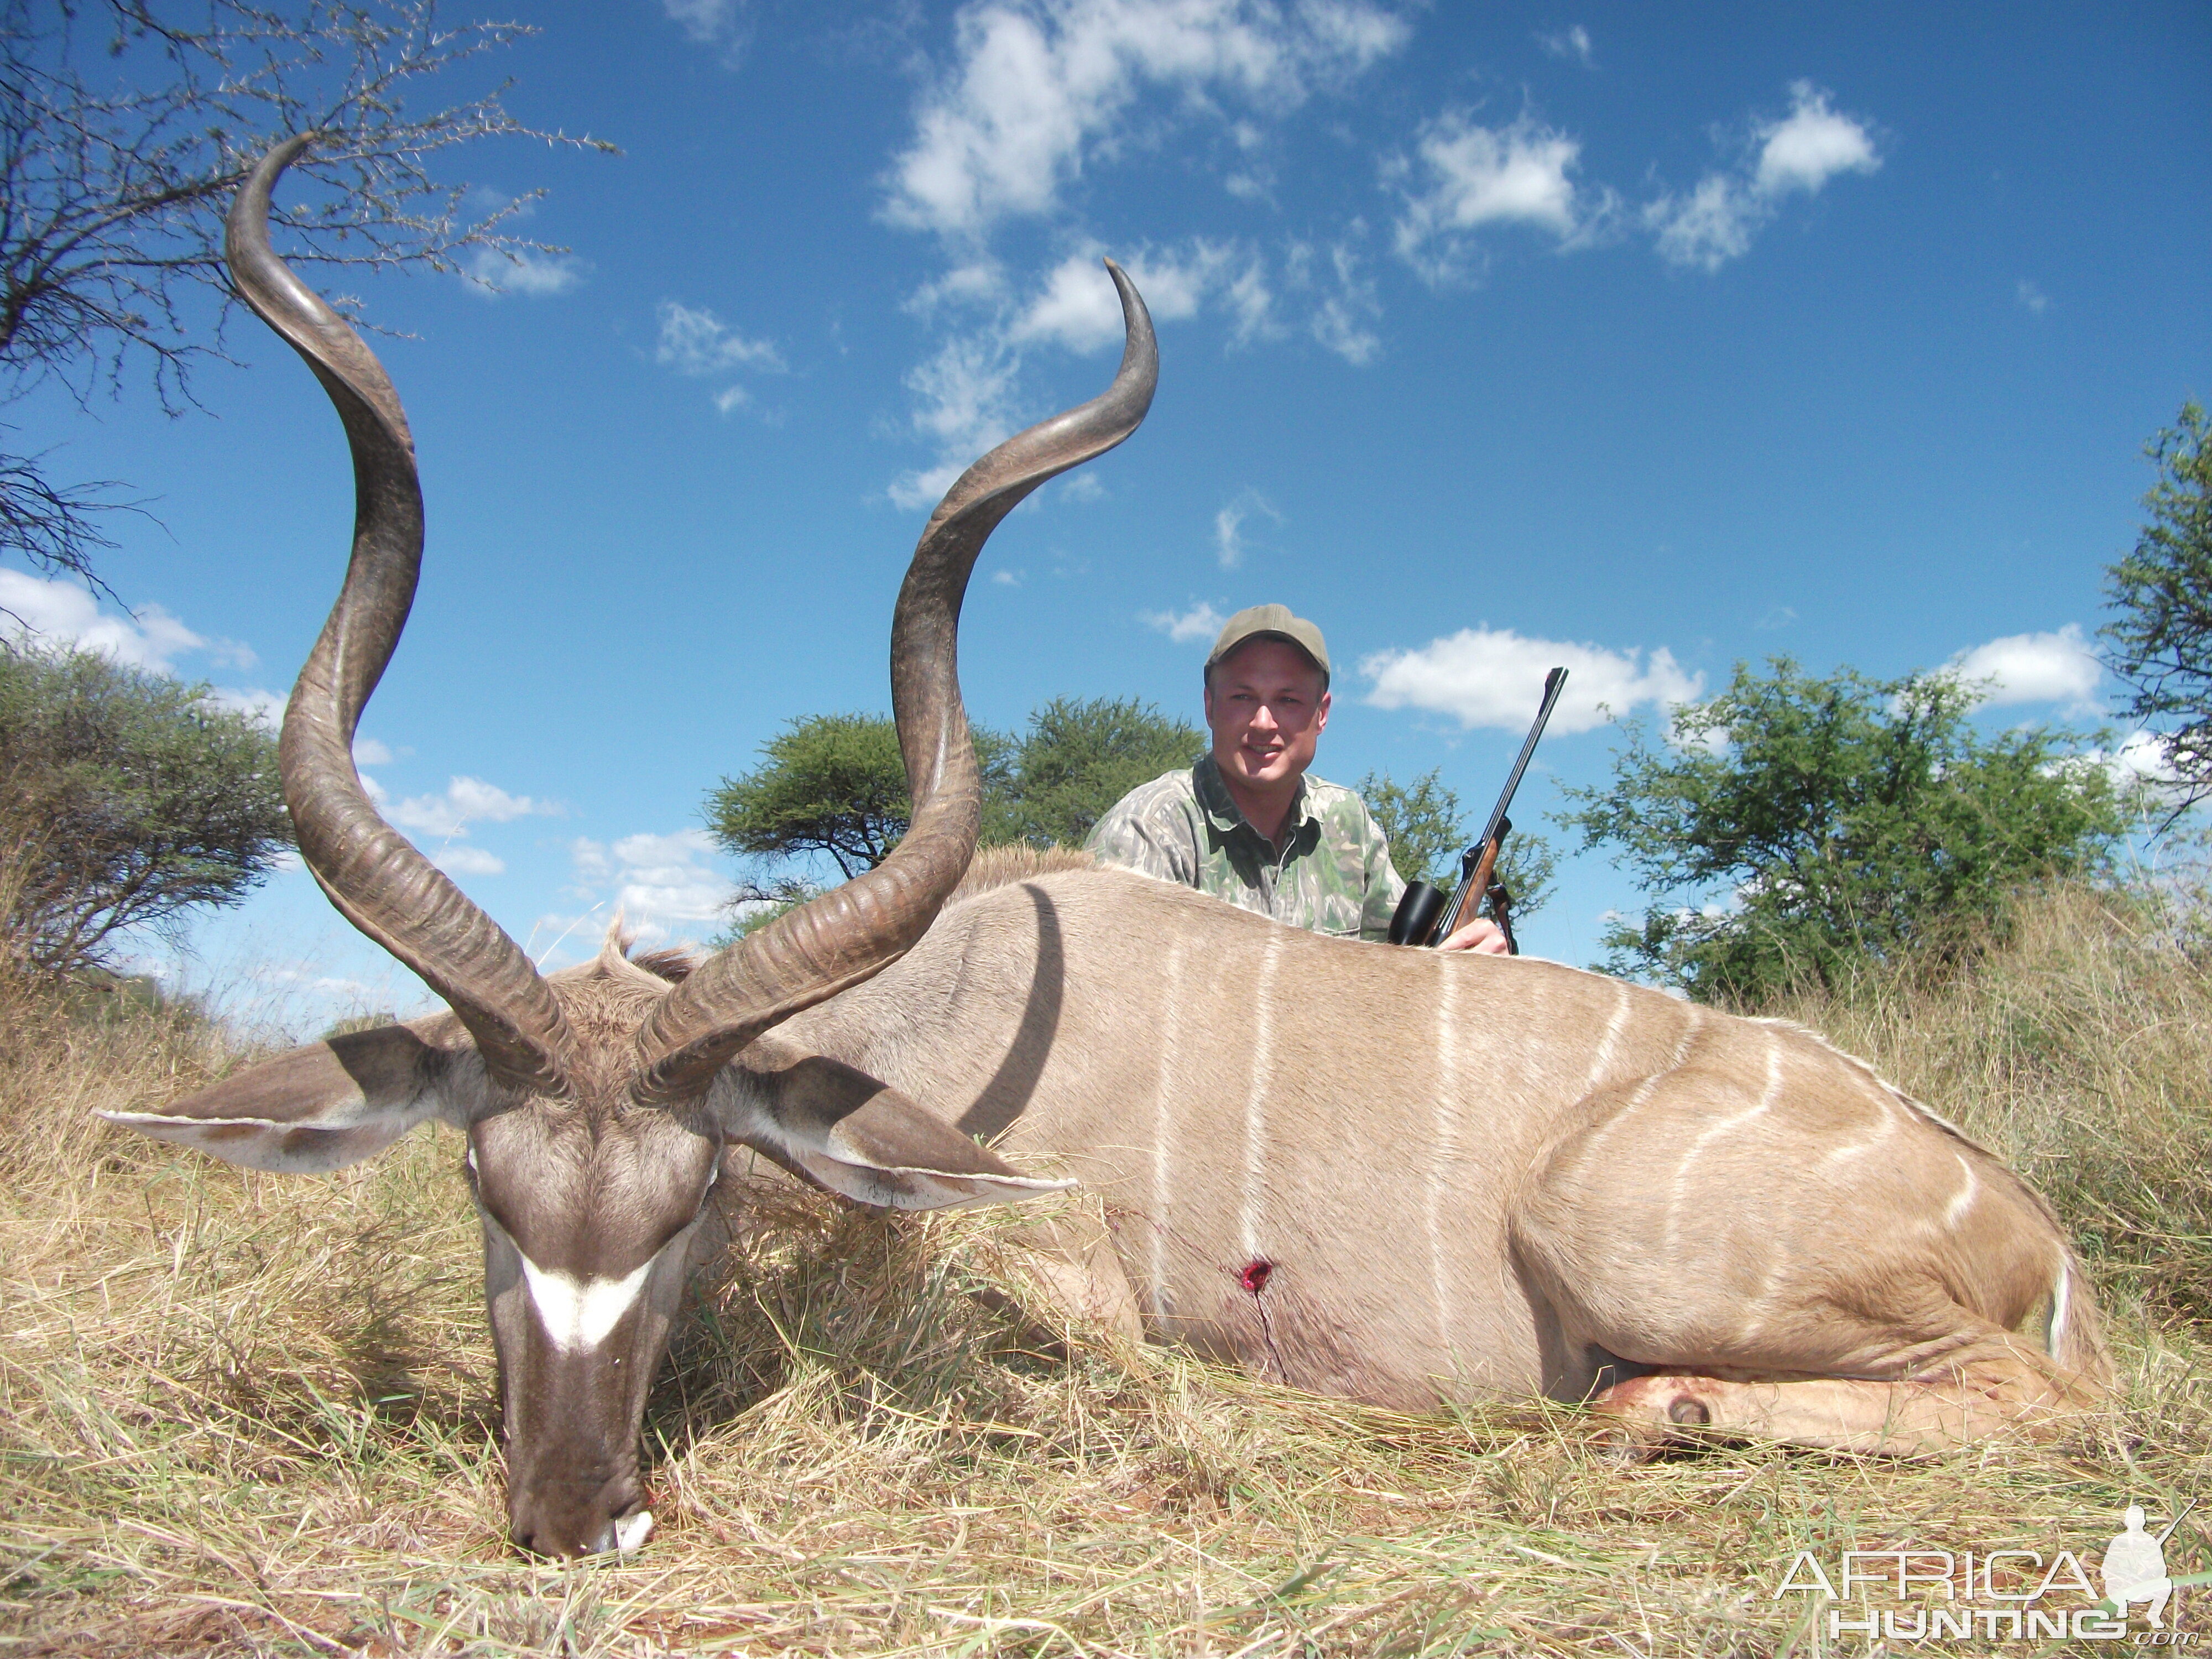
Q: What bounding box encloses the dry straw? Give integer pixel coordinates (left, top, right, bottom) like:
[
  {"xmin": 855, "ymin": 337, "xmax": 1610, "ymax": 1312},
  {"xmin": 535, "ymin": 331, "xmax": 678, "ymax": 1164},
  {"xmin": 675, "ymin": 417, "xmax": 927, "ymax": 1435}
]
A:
[{"xmin": 2, "ymin": 886, "xmax": 2207, "ymax": 1656}]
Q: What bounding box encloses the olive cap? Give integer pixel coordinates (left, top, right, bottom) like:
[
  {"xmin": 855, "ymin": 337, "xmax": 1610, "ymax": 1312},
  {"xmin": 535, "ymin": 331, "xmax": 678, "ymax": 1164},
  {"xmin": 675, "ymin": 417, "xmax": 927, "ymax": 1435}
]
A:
[{"xmin": 1204, "ymin": 603, "xmax": 1330, "ymax": 681}]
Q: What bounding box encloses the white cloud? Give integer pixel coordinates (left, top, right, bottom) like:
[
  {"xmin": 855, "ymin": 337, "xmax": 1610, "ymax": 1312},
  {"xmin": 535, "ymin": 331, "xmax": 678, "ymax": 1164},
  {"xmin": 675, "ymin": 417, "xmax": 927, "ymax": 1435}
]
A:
[
  {"xmin": 1752, "ymin": 84, "xmax": 1881, "ymax": 197},
  {"xmin": 1212, "ymin": 487, "xmax": 1281, "ymax": 570},
  {"xmin": 885, "ymin": 0, "xmax": 1410, "ymax": 238},
  {"xmin": 902, "ymin": 236, "xmax": 1286, "ymax": 500},
  {"xmin": 1391, "ymin": 112, "xmax": 1588, "ymax": 281},
  {"xmin": 887, "ymin": 331, "xmax": 1021, "ymax": 510},
  {"xmin": 2113, "ymin": 729, "xmax": 2179, "ymax": 786},
  {"xmin": 1289, "ymin": 232, "xmax": 1381, "ymax": 363},
  {"xmin": 1646, "ymin": 174, "xmax": 1757, "ymax": 272},
  {"xmin": 570, "ymin": 837, "xmax": 613, "ymax": 882},
  {"xmin": 656, "ymin": 301, "xmax": 785, "ymax": 377},
  {"xmin": 656, "ymin": 301, "xmax": 785, "ymax": 417},
  {"xmin": 431, "ymin": 846, "xmax": 508, "ymax": 877},
  {"xmin": 907, "ymin": 259, "xmax": 1011, "ymax": 316},
  {"xmin": 1223, "ymin": 257, "xmax": 1277, "ymax": 345},
  {"xmin": 466, "ymin": 247, "xmax": 583, "ymax": 298},
  {"xmin": 1646, "ymin": 82, "xmax": 1880, "ymax": 272},
  {"xmin": 1011, "ymin": 243, "xmax": 1230, "ymax": 352},
  {"xmin": 1141, "ymin": 601, "xmax": 1228, "ymax": 644},
  {"xmin": 1944, "ymin": 624, "xmax": 2100, "ymax": 710},
  {"xmin": 352, "ymin": 737, "xmax": 395, "ymax": 766},
  {"xmin": 2017, "ymin": 278, "xmax": 2051, "ymax": 315},
  {"xmin": 1011, "ymin": 254, "xmax": 1141, "ymax": 352},
  {"xmin": 1360, "ymin": 625, "xmax": 1702, "ymax": 733},
  {"xmin": 387, "ymin": 776, "xmax": 562, "ymax": 838},
  {"xmin": 0, "ymin": 569, "xmax": 241, "ymax": 671},
  {"xmin": 558, "ymin": 831, "xmax": 735, "ymax": 947},
  {"xmin": 664, "ymin": 0, "xmax": 746, "ymax": 44},
  {"xmin": 1535, "ymin": 24, "xmax": 1593, "ymax": 65},
  {"xmin": 205, "ymin": 686, "xmax": 284, "ymax": 727},
  {"xmin": 2056, "ymin": 729, "xmax": 2184, "ymax": 804},
  {"xmin": 882, "ymin": 4, "xmax": 1410, "ymax": 500}
]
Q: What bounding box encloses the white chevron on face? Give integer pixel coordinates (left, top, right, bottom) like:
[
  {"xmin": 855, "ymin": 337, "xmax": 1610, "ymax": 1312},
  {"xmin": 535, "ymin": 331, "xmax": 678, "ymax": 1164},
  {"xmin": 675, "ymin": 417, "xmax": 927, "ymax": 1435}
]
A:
[{"xmin": 518, "ymin": 1253, "xmax": 656, "ymax": 1353}]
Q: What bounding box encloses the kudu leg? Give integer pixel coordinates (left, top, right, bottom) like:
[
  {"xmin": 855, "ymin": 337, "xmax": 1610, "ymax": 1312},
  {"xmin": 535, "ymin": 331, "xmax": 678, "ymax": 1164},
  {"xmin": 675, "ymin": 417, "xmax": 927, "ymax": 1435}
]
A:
[
  {"xmin": 1589, "ymin": 1337, "xmax": 2087, "ymax": 1457},
  {"xmin": 1511, "ymin": 1057, "xmax": 2106, "ymax": 1455}
]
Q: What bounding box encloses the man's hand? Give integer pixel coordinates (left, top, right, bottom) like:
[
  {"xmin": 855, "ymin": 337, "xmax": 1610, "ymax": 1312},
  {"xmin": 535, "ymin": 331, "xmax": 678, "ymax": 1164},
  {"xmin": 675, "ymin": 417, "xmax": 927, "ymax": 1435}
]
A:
[{"xmin": 1438, "ymin": 915, "xmax": 1510, "ymax": 955}]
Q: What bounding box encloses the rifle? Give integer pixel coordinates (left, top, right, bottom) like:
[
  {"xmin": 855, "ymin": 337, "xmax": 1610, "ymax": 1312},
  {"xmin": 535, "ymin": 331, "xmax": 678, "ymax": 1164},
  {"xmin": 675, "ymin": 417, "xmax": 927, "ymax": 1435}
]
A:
[
  {"xmin": 1386, "ymin": 666, "xmax": 1568, "ymax": 952},
  {"xmin": 2156, "ymin": 1498, "xmax": 2199, "ymax": 1547}
]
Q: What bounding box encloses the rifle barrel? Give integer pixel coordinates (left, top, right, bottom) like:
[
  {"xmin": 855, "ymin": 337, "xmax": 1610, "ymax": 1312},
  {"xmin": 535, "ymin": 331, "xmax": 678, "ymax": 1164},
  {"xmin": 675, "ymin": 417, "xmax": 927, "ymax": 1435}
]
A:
[
  {"xmin": 1478, "ymin": 665, "xmax": 1568, "ymax": 844},
  {"xmin": 2157, "ymin": 1498, "xmax": 2199, "ymax": 1545},
  {"xmin": 1425, "ymin": 666, "xmax": 1568, "ymax": 947}
]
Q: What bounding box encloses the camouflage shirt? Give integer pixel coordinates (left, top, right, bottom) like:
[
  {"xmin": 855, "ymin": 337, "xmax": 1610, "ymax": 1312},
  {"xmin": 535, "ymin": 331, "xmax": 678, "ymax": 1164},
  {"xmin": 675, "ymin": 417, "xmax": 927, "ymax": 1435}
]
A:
[{"xmin": 1083, "ymin": 753, "xmax": 1406, "ymax": 941}]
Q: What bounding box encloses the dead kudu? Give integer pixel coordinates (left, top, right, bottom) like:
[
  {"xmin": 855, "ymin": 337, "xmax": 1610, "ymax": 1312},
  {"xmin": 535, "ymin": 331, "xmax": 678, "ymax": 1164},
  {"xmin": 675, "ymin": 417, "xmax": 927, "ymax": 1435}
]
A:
[{"xmin": 106, "ymin": 143, "xmax": 2105, "ymax": 1558}]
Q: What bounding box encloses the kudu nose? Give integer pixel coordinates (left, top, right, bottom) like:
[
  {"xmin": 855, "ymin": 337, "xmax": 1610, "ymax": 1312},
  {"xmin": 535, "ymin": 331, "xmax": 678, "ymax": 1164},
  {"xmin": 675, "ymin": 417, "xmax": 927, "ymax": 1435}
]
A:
[
  {"xmin": 510, "ymin": 1509, "xmax": 654, "ymax": 1559},
  {"xmin": 508, "ymin": 1478, "xmax": 652, "ymax": 1559}
]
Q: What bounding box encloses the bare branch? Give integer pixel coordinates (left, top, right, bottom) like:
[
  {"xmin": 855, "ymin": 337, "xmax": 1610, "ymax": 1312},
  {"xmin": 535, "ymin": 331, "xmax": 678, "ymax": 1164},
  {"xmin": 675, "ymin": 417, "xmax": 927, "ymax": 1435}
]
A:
[{"xmin": 0, "ymin": 0, "xmax": 613, "ymax": 576}]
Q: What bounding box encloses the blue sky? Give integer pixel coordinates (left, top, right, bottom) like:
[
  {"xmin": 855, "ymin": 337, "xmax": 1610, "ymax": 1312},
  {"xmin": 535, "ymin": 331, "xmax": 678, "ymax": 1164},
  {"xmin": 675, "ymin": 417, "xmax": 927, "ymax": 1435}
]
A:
[{"xmin": 9, "ymin": 0, "xmax": 2210, "ymax": 1027}]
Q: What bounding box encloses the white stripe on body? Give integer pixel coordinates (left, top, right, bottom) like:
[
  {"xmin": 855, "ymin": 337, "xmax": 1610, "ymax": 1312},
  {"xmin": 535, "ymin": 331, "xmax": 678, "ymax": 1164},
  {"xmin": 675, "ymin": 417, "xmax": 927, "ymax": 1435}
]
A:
[
  {"xmin": 1150, "ymin": 937, "xmax": 1187, "ymax": 1321},
  {"xmin": 1239, "ymin": 932, "xmax": 1284, "ymax": 1262},
  {"xmin": 1943, "ymin": 1153, "xmax": 1980, "ymax": 1228},
  {"xmin": 1566, "ymin": 1003, "xmax": 1705, "ymax": 1180},
  {"xmin": 2049, "ymin": 1259, "xmax": 2072, "ymax": 1356},
  {"xmin": 1581, "ymin": 982, "xmax": 1632, "ymax": 1094},
  {"xmin": 1814, "ymin": 1101, "xmax": 1898, "ymax": 1175},
  {"xmin": 519, "ymin": 1254, "xmax": 654, "ymax": 1354},
  {"xmin": 1663, "ymin": 1029, "xmax": 1783, "ymax": 1259}
]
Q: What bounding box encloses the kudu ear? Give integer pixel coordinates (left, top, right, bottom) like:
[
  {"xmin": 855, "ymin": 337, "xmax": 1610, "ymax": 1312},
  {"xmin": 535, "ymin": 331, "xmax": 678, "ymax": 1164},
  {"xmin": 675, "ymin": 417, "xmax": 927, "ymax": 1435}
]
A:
[
  {"xmin": 719, "ymin": 1044, "xmax": 1073, "ymax": 1211},
  {"xmin": 100, "ymin": 1021, "xmax": 467, "ymax": 1175}
]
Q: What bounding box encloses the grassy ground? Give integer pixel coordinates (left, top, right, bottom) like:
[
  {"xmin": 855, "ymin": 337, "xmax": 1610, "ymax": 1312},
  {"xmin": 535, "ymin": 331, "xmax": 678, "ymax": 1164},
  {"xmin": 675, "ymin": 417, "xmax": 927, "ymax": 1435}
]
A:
[{"xmin": 2, "ymin": 890, "xmax": 2208, "ymax": 1657}]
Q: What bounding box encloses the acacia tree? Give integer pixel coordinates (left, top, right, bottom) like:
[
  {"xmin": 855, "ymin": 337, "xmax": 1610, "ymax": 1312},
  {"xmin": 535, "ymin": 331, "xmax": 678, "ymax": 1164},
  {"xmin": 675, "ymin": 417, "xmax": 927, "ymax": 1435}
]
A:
[
  {"xmin": 989, "ymin": 696, "xmax": 1201, "ymax": 849},
  {"xmin": 1, "ymin": 644, "xmax": 291, "ymax": 974},
  {"xmin": 2104, "ymin": 399, "xmax": 2212, "ymax": 817},
  {"xmin": 705, "ymin": 697, "xmax": 1197, "ymax": 907},
  {"xmin": 1358, "ymin": 765, "xmax": 1555, "ymax": 920},
  {"xmin": 1561, "ymin": 658, "xmax": 2131, "ymax": 1001},
  {"xmin": 703, "ymin": 712, "xmax": 1016, "ymax": 887},
  {"xmin": 3, "ymin": 0, "xmax": 607, "ymax": 581}
]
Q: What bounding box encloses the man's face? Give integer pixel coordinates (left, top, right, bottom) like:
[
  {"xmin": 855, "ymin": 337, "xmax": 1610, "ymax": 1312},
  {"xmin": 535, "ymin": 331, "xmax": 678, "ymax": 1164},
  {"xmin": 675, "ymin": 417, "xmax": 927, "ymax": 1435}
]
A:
[{"xmin": 1204, "ymin": 638, "xmax": 1331, "ymax": 792}]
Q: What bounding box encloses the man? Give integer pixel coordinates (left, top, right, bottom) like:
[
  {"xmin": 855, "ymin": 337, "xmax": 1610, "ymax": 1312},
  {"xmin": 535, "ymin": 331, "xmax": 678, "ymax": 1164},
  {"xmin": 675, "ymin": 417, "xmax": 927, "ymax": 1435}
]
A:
[{"xmin": 1086, "ymin": 603, "xmax": 1507, "ymax": 951}]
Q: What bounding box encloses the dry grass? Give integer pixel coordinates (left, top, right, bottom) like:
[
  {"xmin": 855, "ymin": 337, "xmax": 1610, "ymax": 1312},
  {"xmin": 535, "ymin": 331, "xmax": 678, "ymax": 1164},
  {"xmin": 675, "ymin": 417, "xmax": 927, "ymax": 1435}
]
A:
[{"xmin": 2, "ymin": 890, "xmax": 2209, "ymax": 1657}]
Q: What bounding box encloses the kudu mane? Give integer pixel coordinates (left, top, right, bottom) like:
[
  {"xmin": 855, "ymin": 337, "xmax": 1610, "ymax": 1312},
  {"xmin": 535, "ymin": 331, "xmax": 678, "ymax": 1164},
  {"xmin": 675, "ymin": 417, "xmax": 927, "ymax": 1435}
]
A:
[{"xmin": 590, "ymin": 850, "xmax": 1105, "ymax": 995}]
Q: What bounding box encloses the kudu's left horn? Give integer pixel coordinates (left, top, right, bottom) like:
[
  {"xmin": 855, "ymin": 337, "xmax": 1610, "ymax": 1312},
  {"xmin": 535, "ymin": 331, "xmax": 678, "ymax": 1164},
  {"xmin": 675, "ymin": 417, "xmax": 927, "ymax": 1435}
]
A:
[
  {"xmin": 633, "ymin": 262, "xmax": 1158, "ymax": 1105},
  {"xmin": 226, "ymin": 136, "xmax": 573, "ymax": 1094}
]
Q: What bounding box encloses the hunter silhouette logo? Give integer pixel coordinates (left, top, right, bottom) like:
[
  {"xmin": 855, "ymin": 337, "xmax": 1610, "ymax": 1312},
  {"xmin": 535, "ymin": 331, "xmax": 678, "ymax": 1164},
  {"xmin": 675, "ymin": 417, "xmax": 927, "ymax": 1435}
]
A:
[
  {"xmin": 2102, "ymin": 1501, "xmax": 2197, "ymax": 1630},
  {"xmin": 1773, "ymin": 1500, "xmax": 2205, "ymax": 1644}
]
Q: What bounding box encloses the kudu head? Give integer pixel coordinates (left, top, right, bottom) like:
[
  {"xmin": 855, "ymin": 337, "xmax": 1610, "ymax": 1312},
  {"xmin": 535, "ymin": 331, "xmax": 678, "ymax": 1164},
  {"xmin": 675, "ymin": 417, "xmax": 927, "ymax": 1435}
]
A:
[{"xmin": 101, "ymin": 138, "xmax": 1157, "ymax": 1558}]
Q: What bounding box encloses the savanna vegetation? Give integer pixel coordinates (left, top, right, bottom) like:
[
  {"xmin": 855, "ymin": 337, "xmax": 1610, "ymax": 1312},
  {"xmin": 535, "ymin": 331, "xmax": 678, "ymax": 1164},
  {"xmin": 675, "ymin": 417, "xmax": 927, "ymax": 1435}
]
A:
[
  {"xmin": 4, "ymin": 301, "xmax": 2209, "ymax": 1656},
  {"xmin": 1561, "ymin": 659, "xmax": 2135, "ymax": 1001},
  {"xmin": 707, "ymin": 697, "xmax": 1206, "ymax": 884},
  {"xmin": 1, "ymin": 879, "xmax": 2208, "ymax": 1656},
  {"xmin": 0, "ymin": 645, "xmax": 292, "ymax": 977}
]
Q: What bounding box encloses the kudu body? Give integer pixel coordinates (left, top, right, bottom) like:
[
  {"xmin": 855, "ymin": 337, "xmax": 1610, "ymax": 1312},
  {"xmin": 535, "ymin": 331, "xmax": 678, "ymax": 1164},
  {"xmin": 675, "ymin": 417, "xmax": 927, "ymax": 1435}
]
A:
[
  {"xmin": 766, "ymin": 847, "xmax": 2108, "ymax": 1450},
  {"xmin": 105, "ymin": 145, "xmax": 2105, "ymax": 1559}
]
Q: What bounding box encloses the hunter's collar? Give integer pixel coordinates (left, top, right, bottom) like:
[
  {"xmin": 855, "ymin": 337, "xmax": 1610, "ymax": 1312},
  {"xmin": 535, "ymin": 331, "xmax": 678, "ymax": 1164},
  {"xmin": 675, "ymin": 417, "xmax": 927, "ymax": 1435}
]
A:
[{"xmin": 1194, "ymin": 753, "xmax": 1315, "ymax": 844}]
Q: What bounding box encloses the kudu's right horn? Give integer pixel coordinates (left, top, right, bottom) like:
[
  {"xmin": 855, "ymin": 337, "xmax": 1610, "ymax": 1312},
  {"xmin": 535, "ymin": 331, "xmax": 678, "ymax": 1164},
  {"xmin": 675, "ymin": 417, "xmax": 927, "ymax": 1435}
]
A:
[
  {"xmin": 633, "ymin": 262, "xmax": 1158, "ymax": 1105},
  {"xmin": 226, "ymin": 137, "xmax": 573, "ymax": 1095}
]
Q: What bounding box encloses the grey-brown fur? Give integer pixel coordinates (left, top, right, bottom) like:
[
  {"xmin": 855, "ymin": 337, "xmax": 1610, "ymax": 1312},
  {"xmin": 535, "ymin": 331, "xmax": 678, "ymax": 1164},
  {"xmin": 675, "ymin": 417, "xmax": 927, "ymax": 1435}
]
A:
[{"xmin": 738, "ymin": 863, "xmax": 2106, "ymax": 1436}]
